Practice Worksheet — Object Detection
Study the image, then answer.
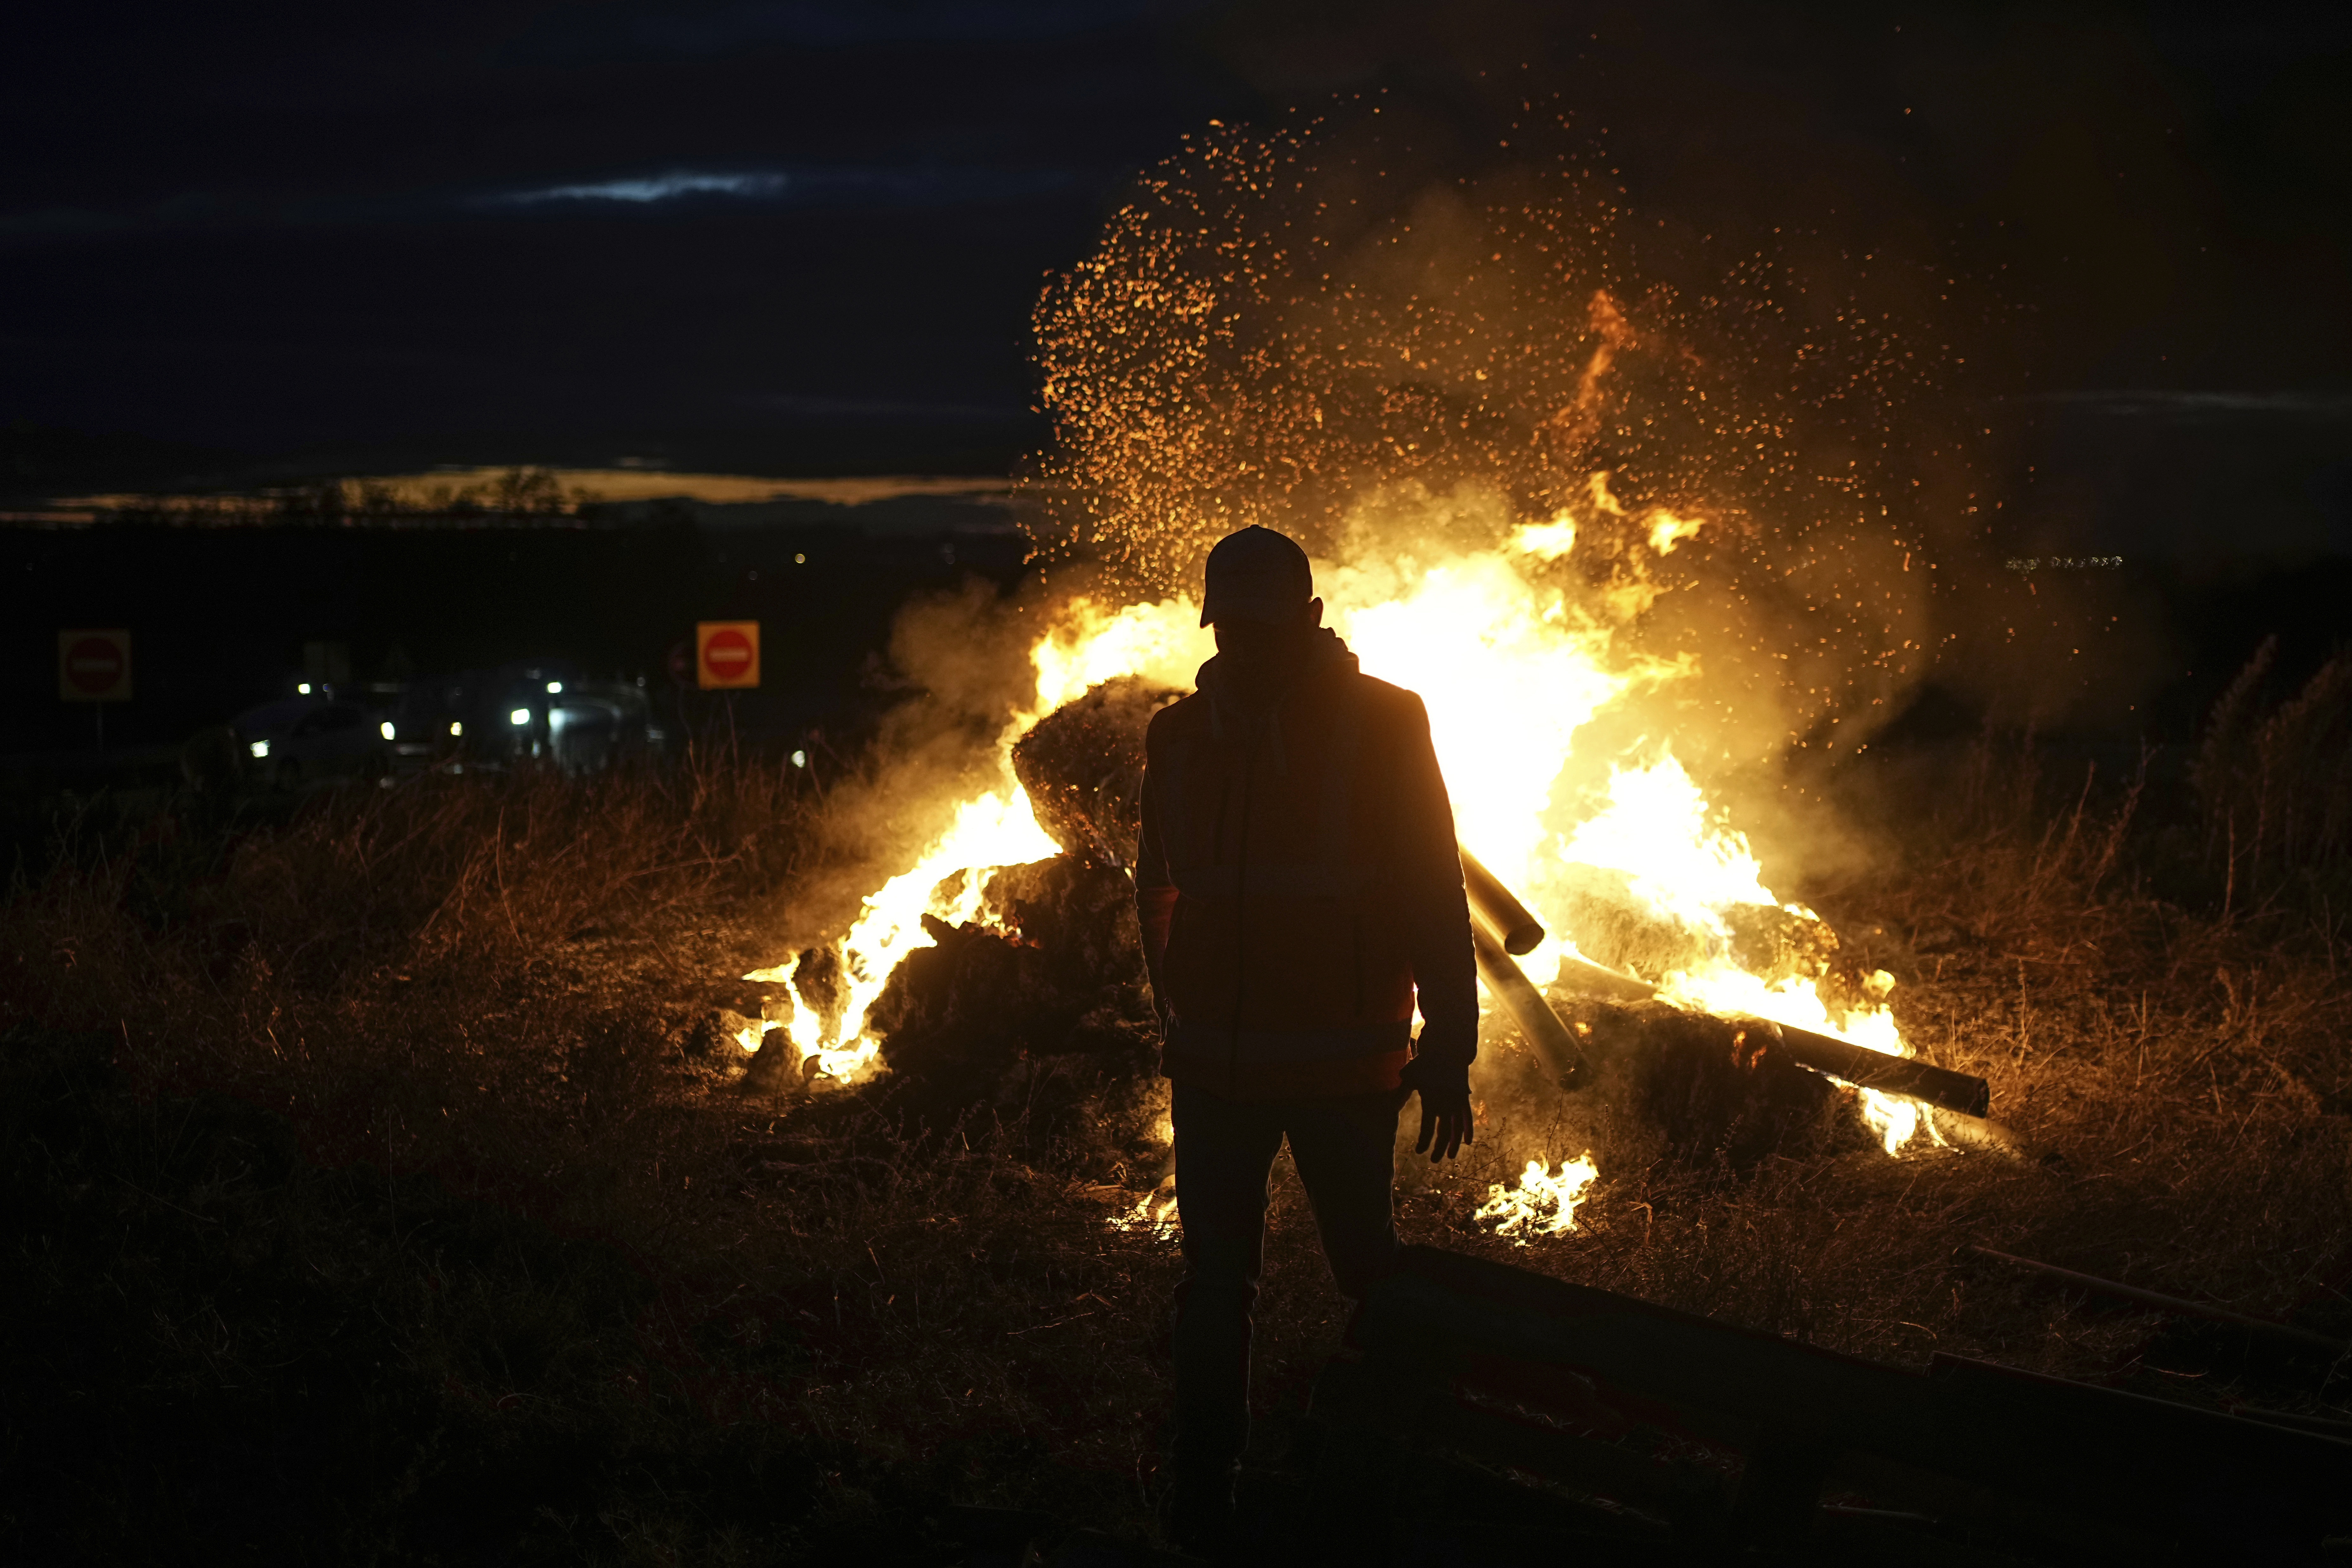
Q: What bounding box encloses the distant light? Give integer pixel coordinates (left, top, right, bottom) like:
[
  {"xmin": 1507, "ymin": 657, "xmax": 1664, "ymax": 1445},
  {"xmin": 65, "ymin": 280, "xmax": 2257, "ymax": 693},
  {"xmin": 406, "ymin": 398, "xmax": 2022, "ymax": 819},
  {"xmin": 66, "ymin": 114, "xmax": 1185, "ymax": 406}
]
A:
[
  {"xmin": 248, "ymin": 740, "xmax": 270, "ymax": 759},
  {"xmin": 296, "ymin": 683, "xmax": 311, "ymax": 695},
  {"xmin": 790, "ymin": 750, "xmax": 807, "ymax": 768},
  {"xmin": 379, "ymin": 721, "xmax": 395, "ymax": 741},
  {"xmin": 510, "ymin": 708, "xmax": 531, "ymax": 726},
  {"xmin": 449, "ymin": 721, "xmax": 463, "ymax": 736},
  {"xmin": 794, "ymin": 553, "xmax": 807, "ymax": 564},
  {"xmin": 546, "ymin": 681, "xmax": 563, "ymax": 694}
]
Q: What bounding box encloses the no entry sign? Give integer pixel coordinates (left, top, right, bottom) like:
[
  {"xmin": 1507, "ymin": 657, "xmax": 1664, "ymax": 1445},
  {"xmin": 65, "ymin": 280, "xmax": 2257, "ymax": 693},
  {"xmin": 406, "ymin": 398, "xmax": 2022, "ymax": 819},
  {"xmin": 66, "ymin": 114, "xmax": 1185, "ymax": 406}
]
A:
[
  {"xmin": 696, "ymin": 620, "xmax": 760, "ymax": 690},
  {"xmin": 58, "ymin": 628, "xmax": 132, "ymax": 702}
]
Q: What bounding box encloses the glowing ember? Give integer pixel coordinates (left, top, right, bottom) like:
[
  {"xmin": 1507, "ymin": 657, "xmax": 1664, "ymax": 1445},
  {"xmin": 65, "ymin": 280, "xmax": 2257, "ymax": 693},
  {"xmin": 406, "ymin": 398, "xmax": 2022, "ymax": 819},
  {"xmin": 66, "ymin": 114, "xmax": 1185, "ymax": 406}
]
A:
[
  {"xmin": 1112, "ymin": 1184, "xmax": 1181, "ymax": 1242},
  {"xmin": 1475, "ymin": 1153, "xmax": 1601, "ymax": 1241},
  {"xmin": 745, "ymin": 788, "xmax": 1058, "ymax": 1083},
  {"xmin": 742, "ymin": 108, "xmax": 1967, "ymax": 1178},
  {"xmin": 748, "ymin": 501, "xmax": 1928, "ymax": 1148}
]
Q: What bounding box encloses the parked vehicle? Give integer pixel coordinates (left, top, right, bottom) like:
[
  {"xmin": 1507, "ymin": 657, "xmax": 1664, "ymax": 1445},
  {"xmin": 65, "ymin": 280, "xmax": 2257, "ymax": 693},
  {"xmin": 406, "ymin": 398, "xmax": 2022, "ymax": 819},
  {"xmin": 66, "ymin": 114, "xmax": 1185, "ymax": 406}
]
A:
[
  {"xmin": 381, "ymin": 661, "xmax": 664, "ymax": 775},
  {"xmin": 232, "ymin": 696, "xmax": 392, "ymax": 788}
]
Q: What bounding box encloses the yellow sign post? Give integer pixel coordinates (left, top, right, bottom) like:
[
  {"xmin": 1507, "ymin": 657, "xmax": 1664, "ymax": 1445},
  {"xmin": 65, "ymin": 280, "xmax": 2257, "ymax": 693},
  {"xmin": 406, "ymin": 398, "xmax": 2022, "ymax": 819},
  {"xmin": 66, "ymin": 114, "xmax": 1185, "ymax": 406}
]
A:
[{"xmin": 696, "ymin": 621, "xmax": 760, "ymax": 690}]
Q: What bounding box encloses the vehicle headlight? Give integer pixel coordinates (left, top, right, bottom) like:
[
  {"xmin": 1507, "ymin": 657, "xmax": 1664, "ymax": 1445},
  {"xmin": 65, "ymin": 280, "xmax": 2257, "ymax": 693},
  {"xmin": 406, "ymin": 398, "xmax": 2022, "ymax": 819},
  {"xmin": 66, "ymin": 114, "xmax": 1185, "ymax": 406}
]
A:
[{"xmin": 249, "ymin": 740, "xmax": 270, "ymax": 759}]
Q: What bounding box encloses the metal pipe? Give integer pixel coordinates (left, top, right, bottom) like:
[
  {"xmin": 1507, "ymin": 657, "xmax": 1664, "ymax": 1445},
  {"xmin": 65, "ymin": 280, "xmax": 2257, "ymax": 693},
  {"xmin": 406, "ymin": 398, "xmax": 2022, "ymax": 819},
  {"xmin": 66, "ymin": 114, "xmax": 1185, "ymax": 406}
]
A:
[
  {"xmin": 1458, "ymin": 844, "xmax": 1545, "ymax": 955},
  {"xmin": 1748, "ymin": 1019, "xmax": 1993, "ymax": 1118},
  {"xmin": 1925, "ymin": 1107, "xmax": 2030, "ymax": 1162},
  {"xmin": 1460, "ymin": 855, "xmax": 1996, "ymax": 1121},
  {"xmin": 1550, "ymin": 946, "xmax": 1993, "ymax": 1118},
  {"xmin": 1970, "ymin": 1247, "xmax": 2350, "ymax": 1358},
  {"xmin": 1554, "ymin": 946, "xmax": 1661, "ymax": 1003},
  {"xmin": 1471, "ymin": 919, "xmax": 1589, "ymax": 1085}
]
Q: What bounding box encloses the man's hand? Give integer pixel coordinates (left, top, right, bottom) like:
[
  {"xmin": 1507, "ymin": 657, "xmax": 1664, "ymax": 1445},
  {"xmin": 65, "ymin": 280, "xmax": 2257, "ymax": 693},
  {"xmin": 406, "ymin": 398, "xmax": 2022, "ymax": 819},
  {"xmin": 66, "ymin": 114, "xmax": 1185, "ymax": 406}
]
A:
[{"xmin": 1398, "ymin": 1052, "xmax": 1473, "ymax": 1163}]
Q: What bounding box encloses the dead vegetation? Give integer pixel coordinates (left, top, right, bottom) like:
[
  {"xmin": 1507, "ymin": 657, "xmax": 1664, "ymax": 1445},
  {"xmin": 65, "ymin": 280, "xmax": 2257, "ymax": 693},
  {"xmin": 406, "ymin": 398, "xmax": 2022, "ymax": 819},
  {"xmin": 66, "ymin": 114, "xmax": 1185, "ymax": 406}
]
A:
[{"xmin": 5, "ymin": 666, "xmax": 2352, "ymax": 1558}]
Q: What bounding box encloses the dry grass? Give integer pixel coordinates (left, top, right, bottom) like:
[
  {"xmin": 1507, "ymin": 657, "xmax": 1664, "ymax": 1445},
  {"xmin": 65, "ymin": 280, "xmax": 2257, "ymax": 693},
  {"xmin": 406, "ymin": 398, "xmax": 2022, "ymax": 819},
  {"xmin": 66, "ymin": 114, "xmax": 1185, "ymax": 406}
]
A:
[
  {"xmin": 5, "ymin": 714, "xmax": 2351, "ymax": 1558},
  {"xmin": 1408, "ymin": 729, "xmax": 2352, "ymax": 1413}
]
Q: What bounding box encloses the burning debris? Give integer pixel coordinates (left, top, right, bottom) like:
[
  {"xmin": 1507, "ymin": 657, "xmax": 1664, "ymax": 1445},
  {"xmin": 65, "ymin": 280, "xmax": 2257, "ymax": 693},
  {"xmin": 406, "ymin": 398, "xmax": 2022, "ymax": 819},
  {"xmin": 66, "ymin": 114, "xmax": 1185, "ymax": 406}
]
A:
[
  {"xmin": 1473, "ymin": 1153, "xmax": 1600, "ymax": 1240},
  {"xmin": 724, "ymin": 642, "xmax": 2012, "ymax": 1221},
  {"xmin": 865, "ymin": 858, "xmax": 1163, "ymax": 1144},
  {"xmin": 722, "ymin": 111, "xmax": 2012, "ymax": 1226},
  {"xmin": 1008, "ymin": 675, "xmax": 1180, "ymax": 866}
]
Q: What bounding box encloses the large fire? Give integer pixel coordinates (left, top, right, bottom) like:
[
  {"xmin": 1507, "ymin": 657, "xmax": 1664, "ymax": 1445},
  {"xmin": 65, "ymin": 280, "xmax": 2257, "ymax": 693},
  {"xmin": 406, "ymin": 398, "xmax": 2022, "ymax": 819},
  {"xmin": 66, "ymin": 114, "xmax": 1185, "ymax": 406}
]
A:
[
  {"xmin": 740, "ymin": 481, "xmax": 1931, "ymax": 1236},
  {"xmin": 743, "ymin": 108, "xmax": 1976, "ymax": 1236}
]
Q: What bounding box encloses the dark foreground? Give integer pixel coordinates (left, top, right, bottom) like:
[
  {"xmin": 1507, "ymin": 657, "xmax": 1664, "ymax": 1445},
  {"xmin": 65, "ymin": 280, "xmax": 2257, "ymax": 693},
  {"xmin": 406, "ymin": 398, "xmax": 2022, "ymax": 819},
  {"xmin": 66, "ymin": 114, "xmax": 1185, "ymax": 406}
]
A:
[{"xmin": 4, "ymin": 707, "xmax": 2351, "ymax": 1562}]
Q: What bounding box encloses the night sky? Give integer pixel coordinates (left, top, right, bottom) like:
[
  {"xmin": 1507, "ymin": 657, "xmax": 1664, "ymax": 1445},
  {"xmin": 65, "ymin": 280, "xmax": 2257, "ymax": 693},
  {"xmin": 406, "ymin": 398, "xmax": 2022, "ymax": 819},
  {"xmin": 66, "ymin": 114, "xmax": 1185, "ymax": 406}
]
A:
[{"xmin": 3, "ymin": 2, "xmax": 2347, "ymax": 526}]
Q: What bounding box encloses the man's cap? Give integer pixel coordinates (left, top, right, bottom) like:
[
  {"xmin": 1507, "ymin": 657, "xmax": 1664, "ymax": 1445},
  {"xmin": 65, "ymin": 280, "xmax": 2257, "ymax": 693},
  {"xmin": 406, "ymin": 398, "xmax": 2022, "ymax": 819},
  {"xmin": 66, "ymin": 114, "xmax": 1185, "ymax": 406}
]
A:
[{"xmin": 1199, "ymin": 526, "xmax": 1314, "ymax": 627}]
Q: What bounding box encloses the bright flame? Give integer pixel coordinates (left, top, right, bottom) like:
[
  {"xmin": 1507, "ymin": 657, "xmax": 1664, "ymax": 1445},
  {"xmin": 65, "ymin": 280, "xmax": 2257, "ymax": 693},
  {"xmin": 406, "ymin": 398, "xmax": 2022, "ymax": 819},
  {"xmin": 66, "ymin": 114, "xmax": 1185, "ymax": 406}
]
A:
[
  {"xmin": 1558, "ymin": 756, "xmax": 1778, "ymax": 932},
  {"xmin": 1330, "ymin": 548, "xmax": 1639, "ymax": 887},
  {"xmin": 1560, "ymin": 755, "xmax": 1918, "ymax": 1154},
  {"xmin": 1647, "ymin": 509, "xmax": 1705, "ymax": 555},
  {"xmin": 1113, "ymin": 1184, "xmax": 1181, "ymax": 1242},
  {"xmin": 1475, "ymin": 1152, "xmax": 1600, "ymax": 1241},
  {"xmin": 1512, "ymin": 512, "xmax": 1578, "ymax": 561},
  {"xmin": 1026, "ymin": 595, "xmax": 1206, "ymax": 717},
  {"xmin": 747, "ymin": 788, "xmax": 1058, "ymax": 1083},
  {"xmin": 746, "ymin": 478, "xmax": 1931, "ymax": 1160}
]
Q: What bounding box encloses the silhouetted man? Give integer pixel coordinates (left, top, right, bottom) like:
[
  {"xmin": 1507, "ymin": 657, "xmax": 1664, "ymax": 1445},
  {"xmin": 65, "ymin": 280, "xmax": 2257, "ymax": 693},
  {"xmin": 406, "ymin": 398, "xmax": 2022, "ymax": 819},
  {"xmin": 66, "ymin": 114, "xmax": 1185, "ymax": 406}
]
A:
[{"xmin": 1134, "ymin": 525, "xmax": 1478, "ymax": 1552}]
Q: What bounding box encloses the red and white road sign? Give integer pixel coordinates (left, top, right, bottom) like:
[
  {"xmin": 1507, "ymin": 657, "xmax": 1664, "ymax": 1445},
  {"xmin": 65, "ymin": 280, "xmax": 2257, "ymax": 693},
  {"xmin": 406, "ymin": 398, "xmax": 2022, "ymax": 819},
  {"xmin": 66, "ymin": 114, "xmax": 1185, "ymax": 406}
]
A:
[
  {"xmin": 58, "ymin": 628, "xmax": 132, "ymax": 702},
  {"xmin": 696, "ymin": 620, "xmax": 760, "ymax": 690}
]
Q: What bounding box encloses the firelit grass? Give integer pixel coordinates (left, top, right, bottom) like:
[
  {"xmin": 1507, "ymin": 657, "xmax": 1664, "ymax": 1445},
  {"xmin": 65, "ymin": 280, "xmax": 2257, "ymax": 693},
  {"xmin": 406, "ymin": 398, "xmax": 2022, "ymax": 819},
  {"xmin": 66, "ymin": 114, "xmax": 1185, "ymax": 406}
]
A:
[{"xmin": 4, "ymin": 725, "xmax": 2349, "ymax": 1559}]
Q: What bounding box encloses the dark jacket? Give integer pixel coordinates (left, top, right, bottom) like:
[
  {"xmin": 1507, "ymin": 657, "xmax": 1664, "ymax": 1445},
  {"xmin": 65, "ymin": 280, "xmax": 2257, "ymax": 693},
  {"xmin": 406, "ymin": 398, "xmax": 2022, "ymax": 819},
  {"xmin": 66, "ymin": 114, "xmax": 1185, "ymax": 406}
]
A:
[{"xmin": 1133, "ymin": 629, "xmax": 1478, "ymax": 1099}]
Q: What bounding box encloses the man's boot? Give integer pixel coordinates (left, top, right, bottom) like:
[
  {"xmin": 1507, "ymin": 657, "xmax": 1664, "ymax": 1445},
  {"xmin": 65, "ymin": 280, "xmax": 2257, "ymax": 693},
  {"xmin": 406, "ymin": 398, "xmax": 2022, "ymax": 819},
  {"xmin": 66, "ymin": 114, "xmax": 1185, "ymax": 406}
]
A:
[{"xmin": 1157, "ymin": 1454, "xmax": 1238, "ymax": 1556}]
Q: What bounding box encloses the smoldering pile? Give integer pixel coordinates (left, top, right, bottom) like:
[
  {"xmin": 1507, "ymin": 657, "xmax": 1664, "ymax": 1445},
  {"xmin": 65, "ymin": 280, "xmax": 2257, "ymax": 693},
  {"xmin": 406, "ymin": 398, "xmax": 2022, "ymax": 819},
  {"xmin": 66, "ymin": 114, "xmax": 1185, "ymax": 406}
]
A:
[
  {"xmin": 858, "ymin": 679, "xmax": 1186, "ymax": 1152},
  {"xmin": 704, "ymin": 678, "xmax": 1182, "ymax": 1160}
]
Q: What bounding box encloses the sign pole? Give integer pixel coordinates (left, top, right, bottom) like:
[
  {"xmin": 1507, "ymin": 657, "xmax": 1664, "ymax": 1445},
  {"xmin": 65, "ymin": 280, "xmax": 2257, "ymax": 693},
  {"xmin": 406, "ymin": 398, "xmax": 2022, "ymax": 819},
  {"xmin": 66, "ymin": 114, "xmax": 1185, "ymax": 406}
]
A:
[{"xmin": 59, "ymin": 629, "xmax": 134, "ymax": 748}]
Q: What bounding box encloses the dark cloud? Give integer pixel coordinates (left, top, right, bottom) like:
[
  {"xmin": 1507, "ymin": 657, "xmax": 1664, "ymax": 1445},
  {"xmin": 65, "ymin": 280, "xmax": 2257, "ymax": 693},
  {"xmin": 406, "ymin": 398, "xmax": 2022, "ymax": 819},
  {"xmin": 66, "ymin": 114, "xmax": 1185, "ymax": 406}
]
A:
[
  {"xmin": 0, "ymin": 163, "xmax": 1087, "ymax": 246},
  {"xmin": 477, "ymin": 164, "xmax": 1081, "ymax": 211},
  {"xmin": 501, "ymin": 0, "xmax": 1199, "ymax": 61},
  {"xmin": 2019, "ymin": 390, "xmax": 2352, "ymax": 421},
  {"xmin": 0, "ymin": 0, "xmax": 2344, "ymax": 506}
]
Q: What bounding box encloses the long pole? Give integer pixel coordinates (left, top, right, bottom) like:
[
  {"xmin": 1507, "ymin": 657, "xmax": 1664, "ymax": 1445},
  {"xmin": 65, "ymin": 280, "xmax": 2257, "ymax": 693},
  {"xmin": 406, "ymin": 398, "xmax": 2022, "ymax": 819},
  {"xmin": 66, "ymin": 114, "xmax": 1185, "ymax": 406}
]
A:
[{"xmin": 1461, "ymin": 846, "xmax": 2006, "ymax": 1128}]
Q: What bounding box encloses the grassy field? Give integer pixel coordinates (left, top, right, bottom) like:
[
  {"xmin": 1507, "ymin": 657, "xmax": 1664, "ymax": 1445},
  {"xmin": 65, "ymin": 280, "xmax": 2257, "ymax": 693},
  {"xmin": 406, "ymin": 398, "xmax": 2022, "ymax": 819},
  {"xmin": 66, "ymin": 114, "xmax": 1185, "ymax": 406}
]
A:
[{"xmin": 4, "ymin": 713, "xmax": 2350, "ymax": 1561}]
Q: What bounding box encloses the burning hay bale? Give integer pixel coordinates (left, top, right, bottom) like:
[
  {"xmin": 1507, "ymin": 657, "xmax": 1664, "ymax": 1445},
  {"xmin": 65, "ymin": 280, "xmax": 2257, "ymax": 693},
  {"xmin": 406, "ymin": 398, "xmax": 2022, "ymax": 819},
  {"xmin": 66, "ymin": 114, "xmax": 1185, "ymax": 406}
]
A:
[
  {"xmin": 765, "ymin": 662, "xmax": 1997, "ymax": 1190},
  {"xmin": 1552, "ymin": 995, "xmax": 1879, "ymax": 1170},
  {"xmin": 1548, "ymin": 861, "xmax": 1850, "ymax": 1001},
  {"xmin": 1008, "ymin": 675, "xmax": 1181, "ymax": 866},
  {"xmin": 862, "ymin": 857, "xmax": 1164, "ymax": 1150}
]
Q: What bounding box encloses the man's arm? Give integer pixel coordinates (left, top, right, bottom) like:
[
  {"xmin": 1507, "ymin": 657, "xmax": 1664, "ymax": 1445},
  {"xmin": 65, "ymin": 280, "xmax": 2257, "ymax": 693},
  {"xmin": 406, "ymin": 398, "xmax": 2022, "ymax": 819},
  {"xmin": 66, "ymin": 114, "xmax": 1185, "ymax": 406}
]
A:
[
  {"xmin": 1389, "ymin": 691, "xmax": 1477, "ymax": 1161},
  {"xmin": 1391, "ymin": 693, "xmax": 1477, "ymax": 1064},
  {"xmin": 1134, "ymin": 725, "xmax": 1178, "ymax": 1024}
]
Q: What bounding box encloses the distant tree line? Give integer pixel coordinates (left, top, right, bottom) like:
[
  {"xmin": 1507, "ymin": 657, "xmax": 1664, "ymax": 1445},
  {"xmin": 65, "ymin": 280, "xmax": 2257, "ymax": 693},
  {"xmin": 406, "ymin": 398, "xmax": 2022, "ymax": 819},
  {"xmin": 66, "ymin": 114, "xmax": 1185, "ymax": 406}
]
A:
[{"xmin": 105, "ymin": 467, "xmax": 605, "ymax": 525}]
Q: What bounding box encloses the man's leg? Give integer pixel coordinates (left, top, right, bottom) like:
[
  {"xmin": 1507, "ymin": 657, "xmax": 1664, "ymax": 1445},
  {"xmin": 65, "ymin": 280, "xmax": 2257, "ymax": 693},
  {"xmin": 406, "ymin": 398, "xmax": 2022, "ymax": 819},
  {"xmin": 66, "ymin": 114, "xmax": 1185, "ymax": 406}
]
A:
[
  {"xmin": 1281, "ymin": 1088, "xmax": 1406, "ymax": 1301},
  {"xmin": 1168, "ymin": 1081, "xmax": 1285, "ymax": 1478}
]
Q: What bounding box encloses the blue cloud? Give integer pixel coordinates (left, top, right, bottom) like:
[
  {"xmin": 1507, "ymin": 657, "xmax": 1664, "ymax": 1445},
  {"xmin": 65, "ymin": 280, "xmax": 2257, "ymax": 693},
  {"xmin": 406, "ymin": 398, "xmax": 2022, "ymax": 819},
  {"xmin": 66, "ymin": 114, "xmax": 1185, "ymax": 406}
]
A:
[
  {"xmin": 495, "ymin": 171, "xmax": 795, "ymax": 205},
  {"xmin": 476, "ymin": 163, "xmax": 1077, "ymax": 211},
  {"xmin": 0, "ymin": 161, "xmax": 1086, "ymax": 247}
]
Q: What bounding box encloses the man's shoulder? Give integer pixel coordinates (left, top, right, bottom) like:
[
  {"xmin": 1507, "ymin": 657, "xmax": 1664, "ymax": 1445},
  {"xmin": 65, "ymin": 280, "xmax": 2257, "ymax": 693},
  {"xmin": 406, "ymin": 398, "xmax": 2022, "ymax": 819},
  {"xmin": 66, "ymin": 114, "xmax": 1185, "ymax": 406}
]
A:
[
  {"xmin": 1146, "ymin": 690, "xmax": 1210, "ymax": 744},
  {"xmin": 1349, "ymin": 672, "xmax": 1429, "ymax": 727}
]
